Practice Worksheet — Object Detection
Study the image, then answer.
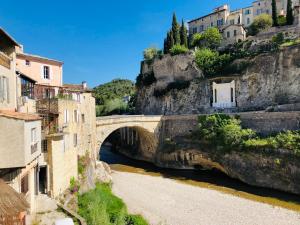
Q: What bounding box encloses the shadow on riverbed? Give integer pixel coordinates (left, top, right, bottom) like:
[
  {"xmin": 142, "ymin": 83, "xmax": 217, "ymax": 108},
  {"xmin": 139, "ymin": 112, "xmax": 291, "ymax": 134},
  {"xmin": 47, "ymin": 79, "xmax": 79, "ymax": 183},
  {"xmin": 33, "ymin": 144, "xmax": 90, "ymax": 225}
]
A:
[{"xmin": 100, "ymin": 144, "xmax": 300, "ymax": 212}]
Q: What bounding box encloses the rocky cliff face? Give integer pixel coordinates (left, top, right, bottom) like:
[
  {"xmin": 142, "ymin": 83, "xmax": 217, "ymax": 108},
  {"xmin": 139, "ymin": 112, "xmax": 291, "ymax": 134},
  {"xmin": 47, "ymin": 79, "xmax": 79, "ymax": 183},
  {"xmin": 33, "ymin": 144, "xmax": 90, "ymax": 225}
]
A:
[{"xmin": 136, "ymin": 45, "xmax": 300, "ymax": 115}]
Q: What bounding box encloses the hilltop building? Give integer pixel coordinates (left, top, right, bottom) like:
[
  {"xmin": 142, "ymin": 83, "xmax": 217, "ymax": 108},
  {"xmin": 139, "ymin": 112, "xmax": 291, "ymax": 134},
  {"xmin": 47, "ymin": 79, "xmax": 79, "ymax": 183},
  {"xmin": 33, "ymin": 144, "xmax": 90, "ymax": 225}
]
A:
[{"xmin": 188, "ymin": 0, "xmax": 300, "ymax": 45}]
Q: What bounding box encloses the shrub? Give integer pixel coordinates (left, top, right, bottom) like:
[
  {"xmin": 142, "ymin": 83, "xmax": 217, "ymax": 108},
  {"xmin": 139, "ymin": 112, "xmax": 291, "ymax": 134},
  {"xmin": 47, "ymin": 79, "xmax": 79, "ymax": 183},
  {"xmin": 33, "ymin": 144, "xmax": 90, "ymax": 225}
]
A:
[
  {"xmin": 70, "ymin": 177, "xmax": 80, "ymax": 193},
  {"xmin": 169, "ymin": 44, "xmax": 189, "ymax": 55},
  {"xmin": 272, "ymin": 32, "xmax": 285, "ymax": 45},
  {"xmin": 78, "ymin": 184, "xmax": 148, "ymax": 225},
  {"xmin": 191, "ymin": 28, "xmax": 222, "ymax": 49},
  {"xmin": 278, "ymin": 15, "xmax": 287, "ymax": 26},
  {"xmin": 248, "ymin": 14, "xmax": 272, "ymax": 36},
  {"xmin": 195, "ymin": 114, "xmax": 300, "ymax": 154},
  {"xmin": 195, "ymin": 48, "xmax": 231, "ymax": 76},
  {"xmin": 143, "ymin": 47, "xmax": 160, "ymax": 61}
]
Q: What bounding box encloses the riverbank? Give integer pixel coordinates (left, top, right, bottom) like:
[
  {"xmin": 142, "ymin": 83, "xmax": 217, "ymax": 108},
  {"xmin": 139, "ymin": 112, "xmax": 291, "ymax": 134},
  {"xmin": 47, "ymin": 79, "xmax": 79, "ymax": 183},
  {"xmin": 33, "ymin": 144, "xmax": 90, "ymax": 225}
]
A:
[{"xmin": 111, "ymin": 170, "xmax": 300, "ymax": 225}]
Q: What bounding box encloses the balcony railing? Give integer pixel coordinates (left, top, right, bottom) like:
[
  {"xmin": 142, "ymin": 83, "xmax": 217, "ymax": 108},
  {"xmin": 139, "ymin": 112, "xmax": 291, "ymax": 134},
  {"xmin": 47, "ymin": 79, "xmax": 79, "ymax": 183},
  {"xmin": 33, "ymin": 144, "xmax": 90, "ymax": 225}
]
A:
[{"xmin": 0, "ymin": 51, "xmax": 11, "ymax": 69}]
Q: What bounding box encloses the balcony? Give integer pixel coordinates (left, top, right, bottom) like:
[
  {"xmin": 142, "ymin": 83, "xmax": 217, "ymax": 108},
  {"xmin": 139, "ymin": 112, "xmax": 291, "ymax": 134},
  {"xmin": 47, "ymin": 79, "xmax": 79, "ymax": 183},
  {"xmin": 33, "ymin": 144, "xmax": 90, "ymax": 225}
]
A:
[{"xmin": 0, "ymin": 51, "xmax": 11, "ymax": 69}]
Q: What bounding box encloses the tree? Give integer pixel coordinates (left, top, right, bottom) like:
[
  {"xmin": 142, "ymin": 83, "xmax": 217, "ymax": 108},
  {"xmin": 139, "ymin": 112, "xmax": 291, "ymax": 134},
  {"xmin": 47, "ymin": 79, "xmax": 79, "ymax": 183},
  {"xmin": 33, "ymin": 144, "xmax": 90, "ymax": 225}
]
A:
[
  {"xmin": 169, "ymin": 30, "xmax": 175, "ymax": 48},
  {"xmin": 248, "ymin": 14, "xmax": 272, "ymax": 35},
  {"xmin": 143, "ymin": 47, "xmax": 159, "ymax": 61},
  {"xmin": 286, "ymin": 0, "xmax": 294, "ymax": 25},
  {"xmin": 272, "ymin": 0, "xmax": 279, "ymax": 26},
  {"xmin": 172, "ymin": 13, "xmax": 181, "ymax": 45},
  {"xmin": 180, "ymin": 20, "xmax": 188, "ymax": 47},
  {"xmin": 191, "ymin": 27, "xmax": 222, "ymax": 49}
]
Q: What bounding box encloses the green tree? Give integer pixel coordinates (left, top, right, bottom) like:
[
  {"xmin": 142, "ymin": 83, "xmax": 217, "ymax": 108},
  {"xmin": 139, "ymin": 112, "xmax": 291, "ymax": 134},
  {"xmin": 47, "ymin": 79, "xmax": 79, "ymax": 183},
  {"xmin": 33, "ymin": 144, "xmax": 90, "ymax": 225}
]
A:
[
  {"xmin": 143, "ymin": 47, "xmax": 159, "ymax": 61},
  {"xmin": 169, "ymin": 30, "xmax": 175, "ymax": 48},
  {"xmin": 180, "ymin": 20, "xmax": 188, "ymax": 47},
  {"xmin": 286, "ymin": 0, "xmax": 294, "ymax": 25},
  {"xmin": 172, "ymin": 13, "xmax": 181, "ymax": 45},
  {"xmin": 248, "ymin": 14, "xmax": 272, "ymax": 35},
  {"xmin": 191, "ymin": 27, "xmax": 222, "ymax": 49},
  {"xmin": 272, "ymin": 0, "xmax": 279, "ymax": 26}
]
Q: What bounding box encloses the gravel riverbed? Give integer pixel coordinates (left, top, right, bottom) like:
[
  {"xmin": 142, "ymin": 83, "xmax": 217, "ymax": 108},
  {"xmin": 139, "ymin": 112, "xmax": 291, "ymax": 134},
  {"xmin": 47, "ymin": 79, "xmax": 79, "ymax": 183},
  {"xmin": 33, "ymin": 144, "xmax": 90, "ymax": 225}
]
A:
[{"xmin": 111, "ymin": 171, "xmax": 300, "ymax": 225}]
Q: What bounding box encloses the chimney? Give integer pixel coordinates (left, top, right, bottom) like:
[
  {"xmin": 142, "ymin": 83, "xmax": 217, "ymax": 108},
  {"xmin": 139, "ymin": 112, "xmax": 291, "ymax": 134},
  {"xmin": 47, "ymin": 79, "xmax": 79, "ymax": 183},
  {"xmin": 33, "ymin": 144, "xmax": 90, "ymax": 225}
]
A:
[{"xmin": 82, "ymin": 81, "xmax": 87, "ymax": 90}]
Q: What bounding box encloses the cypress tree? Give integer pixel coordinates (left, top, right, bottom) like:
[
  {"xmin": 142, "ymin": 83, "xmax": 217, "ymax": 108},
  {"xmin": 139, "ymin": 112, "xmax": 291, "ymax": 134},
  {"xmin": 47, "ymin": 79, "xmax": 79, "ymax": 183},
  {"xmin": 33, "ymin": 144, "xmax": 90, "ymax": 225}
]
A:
[
  {"xmin": 169, "ymin": 30, "xmax": 175, "ymax": 48},
  {"xmin": 286, "ymin": 0, "xmax": 294, "ymax": 25},
  {"xmin": 180, "ymin": 19, "xmax": 188, "ymax": 47},
  {"xmin": 163, "ymin": 38, "xmax": 168, "ymax": 54},
  {"xmin": 272, "ymin": 0, "xmax": 279, "ymax": 26},
  {"xmin": 172, "ymin": 13, "xmax": 181, "ymax": 44}
]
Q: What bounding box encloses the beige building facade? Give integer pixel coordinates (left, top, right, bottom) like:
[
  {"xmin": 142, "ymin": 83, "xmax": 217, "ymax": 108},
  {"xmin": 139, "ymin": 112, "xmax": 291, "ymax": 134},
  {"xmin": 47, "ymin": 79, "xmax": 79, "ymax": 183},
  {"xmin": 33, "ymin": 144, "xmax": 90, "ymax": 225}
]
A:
[
  {"xmin": 188, "ymin": 0, "xmax": 300, "ymax": 45},
  {"xmin": 0, "ymin": 28, "xmax": 42, "ymax": 214}
]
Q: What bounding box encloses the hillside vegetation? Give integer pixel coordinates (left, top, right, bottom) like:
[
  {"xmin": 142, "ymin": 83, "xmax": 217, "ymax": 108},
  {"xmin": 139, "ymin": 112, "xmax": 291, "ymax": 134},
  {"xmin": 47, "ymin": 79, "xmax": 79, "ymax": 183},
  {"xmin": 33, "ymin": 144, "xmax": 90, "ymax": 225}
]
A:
[{"xmin": 93, "ymin": 79, "xmax": 136, "ymax": 116}]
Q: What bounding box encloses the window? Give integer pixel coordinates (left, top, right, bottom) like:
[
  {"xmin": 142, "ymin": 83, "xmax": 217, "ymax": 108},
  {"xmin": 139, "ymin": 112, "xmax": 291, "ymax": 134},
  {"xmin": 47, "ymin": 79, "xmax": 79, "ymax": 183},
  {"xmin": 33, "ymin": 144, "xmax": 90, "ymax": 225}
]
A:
[
  {"xmin": 230, "ymin": 19, "xmax": 235, "ymax": 25},
  {"xmin": 73, "ymin": 133, "xmax": 78, "ymax": 147},
  {"xmin": 247, "ymin": 18, "xmax": 251, "ymax": 24},
  {"xmin": 231, "ymin": 88, "xmax": 234, "ymax": 103},
  {"xmin": 217, "ymin": 19, "xmax": 223, "ymax": 26},
  {"xmin": 43, "ymin": 66, "xmax": 50, "ymax": 79},
  {"xmin": 0, "ymin": 76, "xmax": 9, "ymax": 103},
  {"xmin": 192, "ymin": 27, "xmax": 197, "ymax": 34},
  {"xmin": 234, "ymin": 30, "xmax": 237, "ymax": 36},
  {"xmin": 211, "ymin": 22, "xmax": 214, "ymax": 27},
  {"xmin": 81, "ymin": 114, "xmax": 85, "ymax": 123},
  {"xmin": 199, "ymin": 25, "xmax": 204, "ymax": 32},
  {"xmin": 21, "ymin": 174, "xmax": 29, "ymax": 194},
  {"xmin": 21, "ymin": 76, "xmax": 34, "ymax": 99},
  {"xmin": 64, "ymin": 110, "xmax": 69, "ymax": 123},
  {"xmin": 227, "ymin": 31, "xmax": 230, "ymax": 38},
  {"xmin": 31, "ymin": 128, "xmax": 38, "ymax": 154},
  {"xmin": 42, "ymin": 140, "xmax": 48, "ymax": 153},
  {"xmin": 73, "ymin": 110, "xmax": 79, "ymax": 123},
  {"xmin": 214, "ymin": 89, "xmax": 217, "ymax": 103},
  {"xmin": 245, "ymin": 9, "xmax": 251, "ymax": 15},
  {"xmin": 25, "ymin": 60, "xmax": 30, "ymax": 66}
]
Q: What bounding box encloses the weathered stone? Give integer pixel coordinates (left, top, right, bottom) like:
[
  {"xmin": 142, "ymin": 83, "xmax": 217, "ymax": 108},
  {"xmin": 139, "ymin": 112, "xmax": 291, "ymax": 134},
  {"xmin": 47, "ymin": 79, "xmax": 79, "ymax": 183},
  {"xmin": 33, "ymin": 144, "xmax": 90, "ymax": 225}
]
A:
[{"xmin": 136, "ymin": 45, "xmax": 300, "ymax": 115}]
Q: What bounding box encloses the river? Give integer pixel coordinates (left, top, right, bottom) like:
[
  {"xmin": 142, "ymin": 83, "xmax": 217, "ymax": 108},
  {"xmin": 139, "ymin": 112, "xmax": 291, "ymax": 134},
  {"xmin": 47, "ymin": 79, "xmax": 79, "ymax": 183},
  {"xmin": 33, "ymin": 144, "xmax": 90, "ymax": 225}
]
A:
[{"xmin": 100, "ymin": 144, "xmax": 300, "ymax": 225}]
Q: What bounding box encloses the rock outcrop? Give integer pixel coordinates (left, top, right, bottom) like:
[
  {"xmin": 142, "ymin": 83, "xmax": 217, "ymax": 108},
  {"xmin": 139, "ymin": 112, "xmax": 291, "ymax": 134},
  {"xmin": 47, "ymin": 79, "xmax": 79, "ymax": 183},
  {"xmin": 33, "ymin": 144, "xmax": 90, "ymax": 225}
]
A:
[{"xmin": 136, "ymin": 45, "xmax": 300, "ymax": 115}]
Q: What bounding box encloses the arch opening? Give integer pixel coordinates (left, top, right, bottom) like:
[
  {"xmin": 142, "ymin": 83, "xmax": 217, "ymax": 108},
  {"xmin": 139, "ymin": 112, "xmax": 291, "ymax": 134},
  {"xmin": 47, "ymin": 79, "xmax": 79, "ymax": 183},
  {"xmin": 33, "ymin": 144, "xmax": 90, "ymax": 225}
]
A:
[{"xmin": 97, "ymin": 126, "xmax": 158, "ymax": 163}]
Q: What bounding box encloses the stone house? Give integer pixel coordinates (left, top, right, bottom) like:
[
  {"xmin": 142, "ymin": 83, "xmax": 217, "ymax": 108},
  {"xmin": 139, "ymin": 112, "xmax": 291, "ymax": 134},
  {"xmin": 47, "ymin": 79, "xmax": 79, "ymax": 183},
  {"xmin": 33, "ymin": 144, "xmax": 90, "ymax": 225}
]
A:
[
  {"xmin": 0, "ymin": 28, "xmax": 42, "ymax": 214},
  {"xmin": 16, "ymin": 49, "xmax": 97, "ymax": 197},
  {"xmin": 188, "ymin": 0, "xmax": 300, "ymax": 45}
]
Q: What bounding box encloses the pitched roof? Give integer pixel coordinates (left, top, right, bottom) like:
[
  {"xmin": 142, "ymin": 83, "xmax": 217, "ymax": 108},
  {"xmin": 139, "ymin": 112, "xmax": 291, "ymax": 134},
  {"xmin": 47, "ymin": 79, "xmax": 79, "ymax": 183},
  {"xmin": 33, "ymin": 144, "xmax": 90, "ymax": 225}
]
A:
[
  {"xmin": 0, "ymin": 179, "xmax": 29, "ymax": 217},
  {"xmin": 63, "ymin": 84, "xmax": 92, "ymax": 93},
  {"xmin": 0, "ymin": 28, "xmax": 20, "ymax": 47},
  {"xmin": 17, "ymin": 52, "xmax": 63, "ymax": 65},
  {"xmin": 0, "ymin": 110, "xmax": 41, "ymax": 121}
]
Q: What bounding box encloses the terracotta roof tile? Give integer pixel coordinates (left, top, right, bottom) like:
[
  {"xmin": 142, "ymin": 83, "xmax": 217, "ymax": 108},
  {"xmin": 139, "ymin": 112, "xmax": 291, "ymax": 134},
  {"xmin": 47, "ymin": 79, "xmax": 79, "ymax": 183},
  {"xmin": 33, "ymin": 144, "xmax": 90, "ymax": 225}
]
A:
[{"xmin": 0, "ymin": 110, "xmax": 41, "ymax": 121}]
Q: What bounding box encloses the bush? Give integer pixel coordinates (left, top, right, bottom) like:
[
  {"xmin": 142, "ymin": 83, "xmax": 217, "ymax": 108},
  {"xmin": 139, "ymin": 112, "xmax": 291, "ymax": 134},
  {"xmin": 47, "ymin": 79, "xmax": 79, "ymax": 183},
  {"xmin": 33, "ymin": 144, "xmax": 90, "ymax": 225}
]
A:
[
  {"xmin": 169, "ymin": 44, "xmax": 189, "ymax": 55},
  {"xmin": 195, "ymin": 48, "xmax": 231, "ymax": 76},
  {"xmin": 248, "ymin": 14, "xmax": 272, "ymax": 36},
  {"xmin": 272, "ymin": 32, "xmax": 285, "ymax": 45},
  {"xmin": 194, "ymin": 114, "xmax": 300, "ymax": 154},
  {"xmin": 78, "ymin": 183, "xmax": 148, "ymax": 225},
  {"xmin": 70, "ymin": 177, "xmax": 80, "ymax": 193},
  {"xmin": 143, "ymin": 47, "xmax": 160, "ymax": 61},
  {"xmin": 191, "ymin": 28, "xmax": 222, "ymax": 49},
  {"xmin": 278, "ymin": 15, "xmax": 287, "ymax": 26}
]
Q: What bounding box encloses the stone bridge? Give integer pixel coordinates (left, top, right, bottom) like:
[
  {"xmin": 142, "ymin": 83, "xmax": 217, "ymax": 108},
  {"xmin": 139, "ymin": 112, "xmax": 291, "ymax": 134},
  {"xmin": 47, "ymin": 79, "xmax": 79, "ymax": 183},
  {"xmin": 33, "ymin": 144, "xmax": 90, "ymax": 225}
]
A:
[{"xmin": 95, "ymin": 115, "xmax": 163, "ymax": 160}]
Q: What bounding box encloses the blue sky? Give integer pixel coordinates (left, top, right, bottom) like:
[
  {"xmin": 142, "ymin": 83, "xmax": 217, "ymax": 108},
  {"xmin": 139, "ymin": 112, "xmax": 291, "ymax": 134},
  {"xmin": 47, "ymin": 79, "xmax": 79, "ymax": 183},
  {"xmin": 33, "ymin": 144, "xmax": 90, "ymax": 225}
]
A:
[{"xmin": 1, "ymin": 0, "xmax": 253, "ymax": 87}]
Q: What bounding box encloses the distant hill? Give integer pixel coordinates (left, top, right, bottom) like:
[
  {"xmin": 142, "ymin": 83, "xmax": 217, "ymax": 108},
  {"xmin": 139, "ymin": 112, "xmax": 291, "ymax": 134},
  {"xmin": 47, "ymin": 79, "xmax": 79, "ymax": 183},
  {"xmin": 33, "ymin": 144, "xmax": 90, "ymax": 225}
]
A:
[{"xmin": 93, "ymin": 79, "xmax": 136, "ymax": 116}]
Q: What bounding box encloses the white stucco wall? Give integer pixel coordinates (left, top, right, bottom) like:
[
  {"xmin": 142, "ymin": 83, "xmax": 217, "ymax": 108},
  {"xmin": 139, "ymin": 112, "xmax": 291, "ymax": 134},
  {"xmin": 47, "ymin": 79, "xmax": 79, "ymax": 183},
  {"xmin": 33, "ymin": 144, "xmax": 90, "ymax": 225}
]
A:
[
  {"xmin": 0, "ymin": 117, "xmax": 41, "ymax": 168},
  {"xmin": 212, "ymin": 80, "xmax": 236, "ymax": 108}
]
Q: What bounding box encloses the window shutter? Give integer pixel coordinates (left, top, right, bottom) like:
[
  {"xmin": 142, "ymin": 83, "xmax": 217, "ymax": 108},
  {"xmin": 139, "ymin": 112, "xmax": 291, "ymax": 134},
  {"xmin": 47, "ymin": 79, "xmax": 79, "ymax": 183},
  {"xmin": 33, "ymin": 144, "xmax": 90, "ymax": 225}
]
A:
[{"xmin": 41, "ymin": 65, "xmax": 44, "ymax": 79}]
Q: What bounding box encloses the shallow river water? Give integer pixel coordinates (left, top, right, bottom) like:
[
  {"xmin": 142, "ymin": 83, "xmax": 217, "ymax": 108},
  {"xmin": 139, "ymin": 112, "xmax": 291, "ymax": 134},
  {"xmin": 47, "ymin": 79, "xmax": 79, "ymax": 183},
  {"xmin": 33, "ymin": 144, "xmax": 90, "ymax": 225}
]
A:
[{"xmin": 100, "ymin": 145, "xmax": 300, "ymax": 213}]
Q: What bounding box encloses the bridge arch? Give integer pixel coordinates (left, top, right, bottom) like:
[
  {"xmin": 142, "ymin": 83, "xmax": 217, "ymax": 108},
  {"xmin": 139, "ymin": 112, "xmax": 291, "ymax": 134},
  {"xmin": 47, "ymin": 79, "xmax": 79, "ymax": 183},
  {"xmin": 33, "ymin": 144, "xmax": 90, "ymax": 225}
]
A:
[{"xmin": 95, "ymin": 115, "xmax": 162, "ymax": 161}]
